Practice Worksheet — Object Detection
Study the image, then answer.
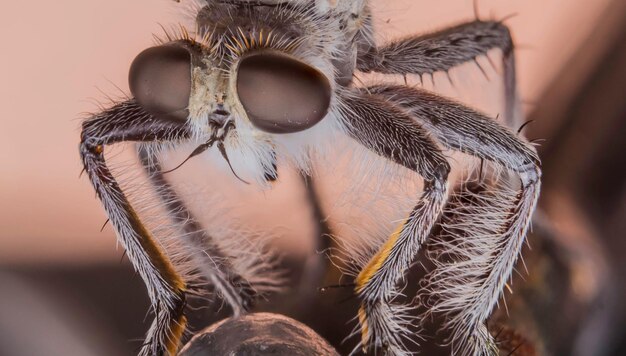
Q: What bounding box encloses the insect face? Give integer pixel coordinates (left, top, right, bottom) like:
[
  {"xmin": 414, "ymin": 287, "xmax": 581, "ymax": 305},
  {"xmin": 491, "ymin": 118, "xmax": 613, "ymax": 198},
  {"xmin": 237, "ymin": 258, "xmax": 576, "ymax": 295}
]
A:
[
  {"xmin": 129, "ymin": 2, "xmax": 341, "ymax": 140},
  {"xmin": 126, "ymin": 41, "xmax": 332, "ymax": 187},
  {"xmin": 124, "ymin": 1, "xmax": 347, "ymax": 185}
]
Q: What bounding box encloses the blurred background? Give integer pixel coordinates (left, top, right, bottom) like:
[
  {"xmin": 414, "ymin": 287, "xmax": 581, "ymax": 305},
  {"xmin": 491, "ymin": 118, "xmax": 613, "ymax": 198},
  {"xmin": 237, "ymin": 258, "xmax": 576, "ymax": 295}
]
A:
[{"xmin": 1, "ymin": 0, "xmax": 625, "ymax": 355}]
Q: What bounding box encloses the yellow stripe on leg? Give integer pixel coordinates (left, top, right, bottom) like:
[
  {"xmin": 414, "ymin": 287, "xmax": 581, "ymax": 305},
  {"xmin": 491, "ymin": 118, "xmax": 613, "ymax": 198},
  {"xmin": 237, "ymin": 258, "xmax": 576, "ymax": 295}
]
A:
[
  {"xmin": 358, "ymin": 304, "xmax": 370, "ymax": 352},
  {"xmin": 355, "ymin": 220, "xmax": 406, "ymax": 293},
  {"xmin": 130, "ymin": 208, "xmax": 186, "ymax": 292},
  {"xmin": 166, "ymin": 314, "xmax": 187, "ymax": 356},
  {"xmin": 129, "ymin": 208, "xmax": 187, "ymax": 355}
]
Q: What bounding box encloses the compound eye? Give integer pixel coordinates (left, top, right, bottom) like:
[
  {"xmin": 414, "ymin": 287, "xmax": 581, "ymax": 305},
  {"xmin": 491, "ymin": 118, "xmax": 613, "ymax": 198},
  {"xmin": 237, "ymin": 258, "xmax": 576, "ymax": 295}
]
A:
[
  {"xmin": 236, "ymin": 52, "xmax": 331, "ymax": 134},
  {"xmin": 129, "ymin": 45, "xmax": 192, "ymax": 121}
]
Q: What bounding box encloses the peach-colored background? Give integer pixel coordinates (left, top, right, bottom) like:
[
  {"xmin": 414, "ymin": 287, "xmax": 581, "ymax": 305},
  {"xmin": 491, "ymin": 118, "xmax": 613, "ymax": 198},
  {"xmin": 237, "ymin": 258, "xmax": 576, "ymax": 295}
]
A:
[{"xmin": 0, "ymin": 0, "xmax": 614, "ymax": 264}]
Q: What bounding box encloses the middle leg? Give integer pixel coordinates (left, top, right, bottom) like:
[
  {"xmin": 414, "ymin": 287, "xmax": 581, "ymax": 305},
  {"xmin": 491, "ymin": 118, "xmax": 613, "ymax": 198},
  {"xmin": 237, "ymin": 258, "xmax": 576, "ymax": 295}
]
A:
[{"xmin": 138, "ymin": 146, "xmax": 258, "ymax": 315}]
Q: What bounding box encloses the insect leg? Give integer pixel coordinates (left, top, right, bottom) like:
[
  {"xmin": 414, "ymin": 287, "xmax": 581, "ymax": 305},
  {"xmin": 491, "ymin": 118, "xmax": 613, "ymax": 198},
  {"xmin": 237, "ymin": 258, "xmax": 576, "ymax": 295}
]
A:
[
  {"xmin": 369, "ymin": 84, "xmax": 541, "ymax": 354},
  {"xmin": 338, "ymin": 90, "xmax": 451, "ymax": 355},
  {"xmin": 80, "ymin": 100, "xmax": 189, "ymax": 356},
  {"xmin": 357, "ymin": 20, "xmax": 519, "ymax": 125},
  {"xmin": 138, "ymin": 146, "xmax": 257, "ymax": 315},
  {"xmin": 299, "ymin": 173, "xmax": 335, "ymax": 299}
]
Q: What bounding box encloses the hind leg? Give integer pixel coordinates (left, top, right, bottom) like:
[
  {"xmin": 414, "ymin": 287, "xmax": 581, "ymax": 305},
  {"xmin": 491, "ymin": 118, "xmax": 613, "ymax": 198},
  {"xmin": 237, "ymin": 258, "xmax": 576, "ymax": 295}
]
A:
[{"xmin": 368, "ymin": 85, "xmax": 541, "ymax": 354}]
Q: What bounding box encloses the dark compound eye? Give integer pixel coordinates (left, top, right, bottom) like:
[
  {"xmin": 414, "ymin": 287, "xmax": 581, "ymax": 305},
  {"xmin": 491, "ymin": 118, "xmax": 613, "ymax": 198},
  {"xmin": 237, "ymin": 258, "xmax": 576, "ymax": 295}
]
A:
[
  {"xmin": 236, "ymin": 52, "xmax": 331, "ymax": 134},
  {"xmin": 129, "ymin": 44, "xmax": 192, "ymax": 121}
]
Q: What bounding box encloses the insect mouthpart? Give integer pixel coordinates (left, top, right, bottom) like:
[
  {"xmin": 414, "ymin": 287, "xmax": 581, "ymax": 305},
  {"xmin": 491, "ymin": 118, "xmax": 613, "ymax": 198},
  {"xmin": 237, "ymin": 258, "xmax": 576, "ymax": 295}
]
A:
[
  {"xmin": 209, "ymin": 107, "xmax": 231, "ymax": 127},
  {"xmin": 162, "ymin": 119, "xmax": 248, "ymax": 185},
  {"xmin": 235, "ymin": 51, "xmax": 331, "ymax": 134}
]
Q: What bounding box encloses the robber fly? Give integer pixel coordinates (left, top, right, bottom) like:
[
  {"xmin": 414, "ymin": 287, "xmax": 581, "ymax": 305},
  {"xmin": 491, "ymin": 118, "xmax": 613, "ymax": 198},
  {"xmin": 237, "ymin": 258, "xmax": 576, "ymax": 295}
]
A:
[{"xmin": 79, "ymin": 0, "xmax": 540, "ymax": 355}]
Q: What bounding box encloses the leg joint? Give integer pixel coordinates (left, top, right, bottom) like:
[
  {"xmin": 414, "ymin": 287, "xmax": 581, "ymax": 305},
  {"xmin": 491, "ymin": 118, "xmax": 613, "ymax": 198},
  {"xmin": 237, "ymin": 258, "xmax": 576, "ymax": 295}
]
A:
[
  {"xmin": 424, "ymin": 161, "xmax": 450, "ymax": 191},
  {"xmin": 79, "ymin": 129, "xmax": 105, "ymax": 155},
  {"xmin": 519, "ymin": 164, "xmax": 541, "ymax": 187}
]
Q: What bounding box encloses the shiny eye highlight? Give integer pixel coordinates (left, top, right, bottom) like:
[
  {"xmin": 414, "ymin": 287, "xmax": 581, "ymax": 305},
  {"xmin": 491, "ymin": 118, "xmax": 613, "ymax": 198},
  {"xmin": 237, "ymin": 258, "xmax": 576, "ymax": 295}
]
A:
[
  {"xmin": 129, "ymin": 44, "xmax": 192, "ymax": 121},
  {"xmin": 236, "ymin": 52, "xmax": 331, "ymax": 134}
]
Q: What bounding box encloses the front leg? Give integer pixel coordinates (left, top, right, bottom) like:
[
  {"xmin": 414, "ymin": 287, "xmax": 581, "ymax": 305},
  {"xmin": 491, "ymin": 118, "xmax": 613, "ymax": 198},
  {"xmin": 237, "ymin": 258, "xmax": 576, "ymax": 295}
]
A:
[
  {"xmin": 338, "ymin": 90, "xmax": 450, "ymax": 355},
  {"xmin": 80, "ymin": 100, "xmax": 189, "ymax": 356},
  {"xmin": 358, "ymin": 20, "xmax": 520, "ymax": 125}
]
